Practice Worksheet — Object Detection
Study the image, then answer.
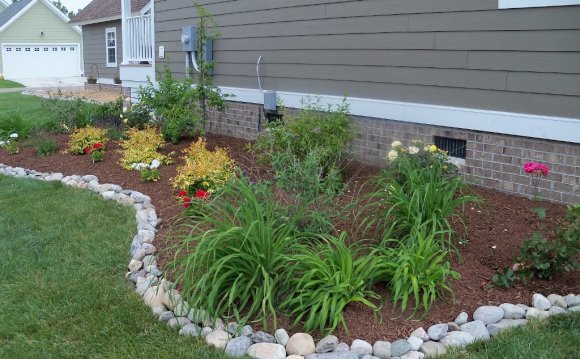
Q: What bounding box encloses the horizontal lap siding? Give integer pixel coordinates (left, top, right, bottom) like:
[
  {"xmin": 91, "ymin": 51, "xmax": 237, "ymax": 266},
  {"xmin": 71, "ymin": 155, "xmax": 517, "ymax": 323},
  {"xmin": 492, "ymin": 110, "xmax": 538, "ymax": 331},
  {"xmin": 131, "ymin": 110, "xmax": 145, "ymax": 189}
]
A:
[
  {"xmin": 81, "ymin": 21, "xmax": 123, "ymax": 79},
  {"xmin": 154, "ymin": 0, "xmax": 580, "ymax": 119}
]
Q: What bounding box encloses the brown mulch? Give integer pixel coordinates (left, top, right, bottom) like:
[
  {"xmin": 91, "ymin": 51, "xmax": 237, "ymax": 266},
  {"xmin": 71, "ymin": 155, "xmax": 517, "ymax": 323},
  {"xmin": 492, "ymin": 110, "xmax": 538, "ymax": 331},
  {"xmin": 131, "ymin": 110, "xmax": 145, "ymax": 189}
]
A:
[
  {"xmin": 26, "ymin": 87, "xmax": 124, "ymax": 104},
  {"xmin": 1, "ymin": 132, "xmax": 578, "ymax": 343}
]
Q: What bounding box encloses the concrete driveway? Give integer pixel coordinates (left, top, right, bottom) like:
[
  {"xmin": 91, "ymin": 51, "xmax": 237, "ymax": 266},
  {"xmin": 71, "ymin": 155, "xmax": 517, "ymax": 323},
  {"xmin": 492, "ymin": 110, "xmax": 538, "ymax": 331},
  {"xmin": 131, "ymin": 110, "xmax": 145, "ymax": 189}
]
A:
[{"xmin": 8, "ymin": 76, "xmax": 84, "ymax": 88}]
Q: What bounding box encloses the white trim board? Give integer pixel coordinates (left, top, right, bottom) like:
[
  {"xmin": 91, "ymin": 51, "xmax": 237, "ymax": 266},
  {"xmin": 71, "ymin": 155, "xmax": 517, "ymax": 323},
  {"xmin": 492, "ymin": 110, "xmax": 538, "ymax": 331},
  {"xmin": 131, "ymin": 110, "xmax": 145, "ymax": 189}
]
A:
[
  {"xmin": 499, "ymin": 0, "xmax": 580, "ymax": 8},
  {"xmin": 219, "ymin": 86, "xmax": 580, "ymax": 144}
]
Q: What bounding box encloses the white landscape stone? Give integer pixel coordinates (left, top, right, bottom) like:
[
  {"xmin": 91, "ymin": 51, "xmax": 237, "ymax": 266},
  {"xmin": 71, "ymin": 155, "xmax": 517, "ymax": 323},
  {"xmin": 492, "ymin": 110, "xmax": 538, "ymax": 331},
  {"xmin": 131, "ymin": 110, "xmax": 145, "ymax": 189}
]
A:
[
  {"xmin": 286, "ymin": 333, "xmax": 316, "ymax": 356},
  {"xmin": 350, "ymin": 339, "xmax": 373, "ymax": 357},
  {"xmin": 532, "ymin": 293, "xmax": 551, "ymax": 311},
  {"xmin": 410, "ymin": 327, "xmax": 430, "ymax": 342},
  {"xmin": 247, "ymin": 343, "xmax": 286, "ymax": 359},
  {"xmin": 473, "ymin": 306, "xmax": 504, "ymax": 325},
  {"xmin": 205, "ymin": 329, "xmax": 231, "ymax": 349}
]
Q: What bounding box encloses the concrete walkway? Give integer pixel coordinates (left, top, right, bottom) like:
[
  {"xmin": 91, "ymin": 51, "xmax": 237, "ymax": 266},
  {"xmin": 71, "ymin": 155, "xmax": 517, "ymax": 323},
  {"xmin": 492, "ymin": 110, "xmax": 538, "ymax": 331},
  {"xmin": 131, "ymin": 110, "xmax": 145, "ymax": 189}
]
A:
[{"xmin": 7, "ymin": 76, "xmax": 84, "ymax": 88}]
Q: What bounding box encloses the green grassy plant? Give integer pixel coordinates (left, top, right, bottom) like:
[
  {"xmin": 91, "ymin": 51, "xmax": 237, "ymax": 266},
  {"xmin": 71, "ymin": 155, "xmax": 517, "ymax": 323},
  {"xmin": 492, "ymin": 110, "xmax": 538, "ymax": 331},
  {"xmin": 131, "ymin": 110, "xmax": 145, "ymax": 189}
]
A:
[
  {"xmin": 169, "ymin": 176, "xmax": 307, "ymax": 330},
  {"xmin": 381, "ymin": 225, "xmax": 460, "ymax": 316},
  {"xmin": 0, "ymin": 175, "xmax": 231, "ymax": 358},
  {"xmin": 0, "ymin": 112, "xmax": 32, "ymax": 140},
  {"xmin": 281, "ymin": 232, "xmax": 388, "ymax": 334},
  {"xmin": 32, "ymin": 135, "xmax": 58, "ymax": 157}
]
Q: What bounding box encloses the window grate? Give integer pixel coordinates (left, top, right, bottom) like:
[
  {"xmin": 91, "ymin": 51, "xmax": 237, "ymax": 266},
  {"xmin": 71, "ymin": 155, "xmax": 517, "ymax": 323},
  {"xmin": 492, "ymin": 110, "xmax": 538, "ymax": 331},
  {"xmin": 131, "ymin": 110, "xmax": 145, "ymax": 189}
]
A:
[{"xmin": 434, "ymin": 136, "xmax": 467, "ymax": 159}]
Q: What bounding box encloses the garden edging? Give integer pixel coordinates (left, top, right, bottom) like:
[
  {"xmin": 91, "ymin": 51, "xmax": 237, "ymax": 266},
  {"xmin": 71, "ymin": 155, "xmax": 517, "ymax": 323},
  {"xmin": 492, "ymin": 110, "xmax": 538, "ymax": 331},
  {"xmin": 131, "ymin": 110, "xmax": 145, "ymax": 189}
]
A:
[{"xmin": 1, "ymin": 162, "xmax": 578, "ymax": 359}]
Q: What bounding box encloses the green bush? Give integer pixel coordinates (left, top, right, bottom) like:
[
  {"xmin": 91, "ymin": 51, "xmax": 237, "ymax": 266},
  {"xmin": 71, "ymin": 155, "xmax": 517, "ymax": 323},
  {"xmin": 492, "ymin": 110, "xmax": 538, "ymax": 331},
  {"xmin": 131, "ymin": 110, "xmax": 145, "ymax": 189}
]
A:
[
  {"xmin": 253, "ymin": 97, "xmax": 352, "ymax": 199},
  {"xmin": 281, "ymin": 232, "xmax": 388, "ymax": 334},
  {"xmin": 41, "ymin": 90, "xmax": 94, "ymax": 131},
  {"xmin": 169, "ymin": 176, "xmax": 308, "ymax": 329},
  {"xmin": 137, "ymin": 67, "xmax": 200, "ymax": 143}
]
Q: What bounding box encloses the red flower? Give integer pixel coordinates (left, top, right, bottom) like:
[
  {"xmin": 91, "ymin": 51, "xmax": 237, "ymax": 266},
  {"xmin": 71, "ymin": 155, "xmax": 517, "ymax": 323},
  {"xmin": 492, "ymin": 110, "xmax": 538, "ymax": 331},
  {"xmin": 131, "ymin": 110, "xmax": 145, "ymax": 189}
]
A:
[
  {"xmin": 84, "ymin": 147, "xmax": 91, "ymax": 154},
  {"xmin": 178, "ymin": 190, "xmax": 188, "ymax": 198},
  {"xmin": 182, "ymin": 196, "xmax": 191, "ymax": 208},
  {"xmin": 92, "ymin": 143, "xmax": 103, "ymax": 150},
  {"xmin": 523, "ymin": 162, "xmax": 550, "ymax": 177},
  {"xmin": 195, "ymin": 189, "xmax": 209, "ymax": 199}
]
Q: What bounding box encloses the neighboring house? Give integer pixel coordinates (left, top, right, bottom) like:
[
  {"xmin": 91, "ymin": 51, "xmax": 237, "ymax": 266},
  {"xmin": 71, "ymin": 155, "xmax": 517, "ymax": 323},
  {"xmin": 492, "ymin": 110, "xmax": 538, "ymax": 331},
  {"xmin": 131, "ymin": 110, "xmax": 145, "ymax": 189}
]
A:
[
  {"xmin": 121, "ymin": 0, "xmax": 580, "ymax": 204},
  {"xmin": 0, "ymin": 0, "xmax": 82, "ymax": 79},
  {"xmin": 0, "ymin": 0, "xmax": 8, "ymax": 13},
  {"xmin": 70, "ymin": 0, "xmax": 152, "ymax": 85}
]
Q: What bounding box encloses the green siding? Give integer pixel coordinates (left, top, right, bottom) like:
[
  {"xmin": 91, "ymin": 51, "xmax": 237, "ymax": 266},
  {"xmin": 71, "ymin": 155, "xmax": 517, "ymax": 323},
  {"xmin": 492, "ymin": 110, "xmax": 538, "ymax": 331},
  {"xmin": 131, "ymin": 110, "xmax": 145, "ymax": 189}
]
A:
[{"xmin": 0, "ymin": 0, "xmax": 81, "ymax": 74}]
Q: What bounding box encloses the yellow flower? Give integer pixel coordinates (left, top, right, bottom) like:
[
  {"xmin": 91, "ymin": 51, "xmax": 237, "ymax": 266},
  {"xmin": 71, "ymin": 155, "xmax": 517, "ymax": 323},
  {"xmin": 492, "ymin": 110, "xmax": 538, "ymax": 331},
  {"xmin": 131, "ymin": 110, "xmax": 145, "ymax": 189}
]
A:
[
  {"xmin": 387, "ymin": 150, "xmax": 398, "ymax": 161},
  {"xmin": 429, "ymin": 144, "xmax": 438, "ymax": 153}
]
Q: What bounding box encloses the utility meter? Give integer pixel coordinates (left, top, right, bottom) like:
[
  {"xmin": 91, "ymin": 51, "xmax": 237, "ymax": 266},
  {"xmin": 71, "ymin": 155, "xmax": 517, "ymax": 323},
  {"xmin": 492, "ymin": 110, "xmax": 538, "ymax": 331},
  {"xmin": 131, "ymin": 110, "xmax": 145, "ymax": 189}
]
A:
[{"xmin": 181, "ymin": 26, "xmax": 197, "ymax": 52}]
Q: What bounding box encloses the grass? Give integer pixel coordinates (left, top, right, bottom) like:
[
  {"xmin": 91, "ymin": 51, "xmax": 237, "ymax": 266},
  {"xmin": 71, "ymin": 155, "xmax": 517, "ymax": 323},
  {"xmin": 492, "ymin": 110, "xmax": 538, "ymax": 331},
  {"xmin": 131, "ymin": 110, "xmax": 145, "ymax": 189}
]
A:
[
  {"xmin": 0, "ymin": 93, "xmax": 50, "ymax": 127},
  {"xmin": 440, "ymin": 312, "xmax": 580, "ymax": 359},
  {"xmin": 0, "ymin": 79, "xmax": 24, "ymax": 89},
  {"xmin": 0, "ymin": 175, "xmax": 233, "ymax": 358}
]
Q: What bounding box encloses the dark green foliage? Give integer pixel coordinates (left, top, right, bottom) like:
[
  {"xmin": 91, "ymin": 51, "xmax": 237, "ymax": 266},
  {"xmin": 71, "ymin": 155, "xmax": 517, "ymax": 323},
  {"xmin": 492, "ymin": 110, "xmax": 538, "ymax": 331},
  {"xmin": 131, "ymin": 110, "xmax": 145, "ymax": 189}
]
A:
[
  {"xmin": 42, "ymin": 90, "xmax": 95, "ymax": 131},
  {"xmin": 281, "ymin": 233, "xmax": 388, "ymax": 334}
]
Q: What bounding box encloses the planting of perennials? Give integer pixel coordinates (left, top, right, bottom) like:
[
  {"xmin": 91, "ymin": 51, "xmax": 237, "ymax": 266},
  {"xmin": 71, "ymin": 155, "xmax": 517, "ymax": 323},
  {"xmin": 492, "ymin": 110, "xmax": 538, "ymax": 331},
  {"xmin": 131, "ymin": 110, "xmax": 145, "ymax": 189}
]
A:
[{"xmin": 131, "ymin": 159, "xmax": 161, "ymax": 182}]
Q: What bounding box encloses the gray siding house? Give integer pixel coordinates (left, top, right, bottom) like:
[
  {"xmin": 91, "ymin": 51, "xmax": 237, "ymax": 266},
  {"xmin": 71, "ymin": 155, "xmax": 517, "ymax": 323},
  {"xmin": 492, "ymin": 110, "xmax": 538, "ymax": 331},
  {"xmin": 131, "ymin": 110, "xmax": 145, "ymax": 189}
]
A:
[
  {"xmin": 127, "ymin": 0, "xmax": 580, "ymax": 204},
  {"xmin": 71, "ymin": 0, "xmax": 151, "ymax": 83}
]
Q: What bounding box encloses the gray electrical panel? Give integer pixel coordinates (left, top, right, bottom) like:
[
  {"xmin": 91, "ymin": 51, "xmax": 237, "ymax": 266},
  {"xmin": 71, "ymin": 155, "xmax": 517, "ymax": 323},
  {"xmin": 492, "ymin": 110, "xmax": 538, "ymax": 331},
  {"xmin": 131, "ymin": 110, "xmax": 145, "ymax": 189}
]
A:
[
  {"xmin": 264, "ymin": 91, "xmax": 277, "ymax": 112},
  {"xmin": 181, "ymin": 26, "xmax": 197, "ymax": 52}
]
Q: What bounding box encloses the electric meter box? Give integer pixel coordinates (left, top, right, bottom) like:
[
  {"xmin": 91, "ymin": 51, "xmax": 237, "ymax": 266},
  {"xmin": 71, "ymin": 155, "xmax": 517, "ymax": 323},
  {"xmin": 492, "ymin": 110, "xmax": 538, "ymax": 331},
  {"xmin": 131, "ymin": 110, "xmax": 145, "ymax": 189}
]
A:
[{"xmin": 181, "ymin": 26, "xmax": 197, "ymax": 52}]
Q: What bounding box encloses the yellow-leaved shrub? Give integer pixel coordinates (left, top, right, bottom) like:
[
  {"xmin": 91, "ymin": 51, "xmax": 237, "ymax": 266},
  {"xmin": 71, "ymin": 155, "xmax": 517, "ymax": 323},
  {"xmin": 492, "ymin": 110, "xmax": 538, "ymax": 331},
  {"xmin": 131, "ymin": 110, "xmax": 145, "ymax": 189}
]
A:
[
  {"xmin": 173, "ymin": 137, "xmax": 235, "ymax": 194},
  {"xmin": 118, "ymin": 126, "xmax": 172, "ymax": 170},
  {"xmin": 67, "ymin": 126, "xmax": 108, "ymax": 154}
]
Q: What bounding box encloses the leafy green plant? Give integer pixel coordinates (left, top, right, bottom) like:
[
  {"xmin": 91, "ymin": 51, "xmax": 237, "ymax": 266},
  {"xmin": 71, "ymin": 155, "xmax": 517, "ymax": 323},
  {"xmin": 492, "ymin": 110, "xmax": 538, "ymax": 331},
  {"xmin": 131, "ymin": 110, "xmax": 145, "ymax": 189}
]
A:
[
  {"xmin": 121, "ymin": 102, "xmax": 152, "ymax": 130},
  {"xmin": 168, "ymin": 176, "xmax": 307, "ymax": 330},
  {"xmin": 281, "ymin": 232, "xmax": 388, "ymax": 334},
  {"xmin": 382, "ymin": 225, "xmax": 460, "ymax": 315},
  {"xmin": 493, "ymin": 205, "xmax": 580, "ymax": 287}
]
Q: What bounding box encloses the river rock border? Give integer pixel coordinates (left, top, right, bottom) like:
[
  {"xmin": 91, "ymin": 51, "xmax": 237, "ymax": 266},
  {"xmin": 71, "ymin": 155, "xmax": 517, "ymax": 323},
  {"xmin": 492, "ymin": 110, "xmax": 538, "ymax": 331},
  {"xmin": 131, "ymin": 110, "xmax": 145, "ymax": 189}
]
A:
[{"xmin": 1, "ymin": 163, "xmax": 579, "ymax": 359}]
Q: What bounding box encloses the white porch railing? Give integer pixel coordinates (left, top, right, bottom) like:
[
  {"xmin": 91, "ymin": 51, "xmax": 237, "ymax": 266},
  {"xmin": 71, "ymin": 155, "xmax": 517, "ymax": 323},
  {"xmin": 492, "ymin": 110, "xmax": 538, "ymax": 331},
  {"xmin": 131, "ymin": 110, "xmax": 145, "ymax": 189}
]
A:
[{"xmin": 125, "ymin": 14, "xmax": 153, "ymax": 63}]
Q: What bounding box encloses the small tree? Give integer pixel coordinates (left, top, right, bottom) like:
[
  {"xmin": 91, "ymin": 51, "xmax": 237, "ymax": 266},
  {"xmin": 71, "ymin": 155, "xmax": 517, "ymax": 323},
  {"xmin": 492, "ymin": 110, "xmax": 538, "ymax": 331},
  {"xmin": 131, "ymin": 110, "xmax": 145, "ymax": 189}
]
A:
[
  {"xmin": 52, "ymin": 1, "xmax": 76, "ymax": 18},
  {"xmin": 191, "ymin": 3, "xmax": 230, "ymax": 130}
]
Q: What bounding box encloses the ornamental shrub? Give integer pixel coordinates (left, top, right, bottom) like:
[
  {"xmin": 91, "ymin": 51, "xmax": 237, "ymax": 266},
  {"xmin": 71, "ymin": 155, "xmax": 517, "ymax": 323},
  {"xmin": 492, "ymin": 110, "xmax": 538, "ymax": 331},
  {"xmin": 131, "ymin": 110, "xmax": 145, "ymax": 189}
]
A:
[
  {"xmin": 252, "ymin": 96, "xmax": 352, "ymax": 198},
  {"xmin": 67, "ymin": 126, "xmax": 108, "ymax": 155},
  {"xmin": 172, "ymin": 137, "xmax": 235, "ymax": 195},
  {"xmin": 117, "ymin": 126, "xmax": 172, "ymax": 170}
]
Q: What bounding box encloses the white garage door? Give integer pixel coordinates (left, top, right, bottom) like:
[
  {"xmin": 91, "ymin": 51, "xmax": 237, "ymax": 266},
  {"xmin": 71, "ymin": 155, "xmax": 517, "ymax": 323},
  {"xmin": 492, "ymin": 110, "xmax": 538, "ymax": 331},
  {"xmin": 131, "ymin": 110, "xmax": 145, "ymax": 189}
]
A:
[{"xmin": 2, "ymin": 44, "xmax": 80, "ymax": 78}]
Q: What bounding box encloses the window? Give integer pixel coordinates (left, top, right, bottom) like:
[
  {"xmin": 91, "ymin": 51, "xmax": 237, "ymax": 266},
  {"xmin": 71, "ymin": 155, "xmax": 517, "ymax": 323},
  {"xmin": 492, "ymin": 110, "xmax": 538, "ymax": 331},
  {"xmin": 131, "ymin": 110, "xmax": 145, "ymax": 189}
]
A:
[
  {"xmin": 6, "ymin": 48, "xmax": 12, "ymax": 52},
  {"xmin": 34, "ymin": 48, "xmax": 40, "ymax": 52},
  {"xmin": 499, "ymin": 0, "xmax": 580, "ymax": 8},
  {"xmin": 52, "ymin": 47, "xmax": 57, "ymax": 51},
  {"xmin": 70, "ymin": 47, "xmax": 75, "ymax": 51},
  {"xmin": 44, "ymin": 47, "xmax": 49, "ymax": 51},
  {"xmin": 61, "ymin": 47, "xmax": 66, "ymax": 51},
  {"xmin": 25, "ymin": 47, "xmax": 30, "ymax": 51},
  {"xmin": 16, "ymin": 47, "xmax": 21, "ymax": 52},
  {"xmin": 106, "ymin": 27, "xmax": 117, "ymax": 67}
]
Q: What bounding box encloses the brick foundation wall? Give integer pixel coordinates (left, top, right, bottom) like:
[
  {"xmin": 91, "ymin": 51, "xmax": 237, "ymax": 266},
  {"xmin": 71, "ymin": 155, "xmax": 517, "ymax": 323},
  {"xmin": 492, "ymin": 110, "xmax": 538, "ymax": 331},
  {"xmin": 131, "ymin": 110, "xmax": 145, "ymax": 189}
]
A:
[{"xmin": 207, "ymin": 101, "xmax": 579, "ymax": 205}]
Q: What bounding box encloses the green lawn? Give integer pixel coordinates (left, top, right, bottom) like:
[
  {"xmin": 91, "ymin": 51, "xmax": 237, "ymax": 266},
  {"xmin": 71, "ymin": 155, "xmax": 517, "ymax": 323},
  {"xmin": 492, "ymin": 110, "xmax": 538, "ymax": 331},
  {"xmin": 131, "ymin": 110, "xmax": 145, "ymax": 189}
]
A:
[
  {"xmin": 440, "ymin": 312, "xmax": 579, "ymax": 359},
  {"xmin": 0, "ymin": 92, "xmax": 49, "ymax": 124},
  {"xmin": 0, "ymin": 175, "xmax": 231, "ymax": 358},
  {"xmin": 0, "ymin": 79, "xmax": 24, "ymax": 89}
]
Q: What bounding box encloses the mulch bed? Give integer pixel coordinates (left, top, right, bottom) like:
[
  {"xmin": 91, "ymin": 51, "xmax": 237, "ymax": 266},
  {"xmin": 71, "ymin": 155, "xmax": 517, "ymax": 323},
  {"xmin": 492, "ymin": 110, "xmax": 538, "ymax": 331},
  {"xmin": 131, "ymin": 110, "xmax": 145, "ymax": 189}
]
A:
[{"xmin": 2, "ymin": 132, "xmax": 578, "ymax": 343}]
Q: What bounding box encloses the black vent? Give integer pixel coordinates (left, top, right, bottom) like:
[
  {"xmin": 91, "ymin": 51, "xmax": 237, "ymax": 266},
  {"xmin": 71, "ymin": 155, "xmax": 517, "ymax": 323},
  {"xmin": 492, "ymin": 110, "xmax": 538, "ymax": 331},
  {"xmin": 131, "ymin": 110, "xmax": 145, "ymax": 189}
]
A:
[{"xmin": 434, "ymin": 136, "xmax": 467, "ymax": 159}]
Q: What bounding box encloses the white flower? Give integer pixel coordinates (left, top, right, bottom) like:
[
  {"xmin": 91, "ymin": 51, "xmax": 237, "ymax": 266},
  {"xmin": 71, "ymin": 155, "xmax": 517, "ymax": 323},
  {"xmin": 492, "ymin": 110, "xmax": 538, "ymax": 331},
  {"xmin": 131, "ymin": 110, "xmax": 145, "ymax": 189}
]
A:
[
  {"xmin": 9, "ymin": 133, "xmax": 18, "ymax": 139},
  {"xmin": 387, "ymin": 150, "xmax": 398, "ymax": 161},
  {"xmin": 391, "ymin": 140, "xmax": 402, "ymax": 149},
  {"xmin": 0, "ymin": 140, "xmax": 5, "ymax": 146},
  {"xmin": 150, "ymin": 159, "xmax": 160, "ymax": 169},
  {"xmin": 125, "ymin": 97, "xmax": 131, "ymax": 102},
  {"xmin": 122, "ymin": 107, "xmax": 128, "ymax": 113},
  {"xmin": 408, "ymin": 146, "xmax": 419, "ymax": 154}
]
